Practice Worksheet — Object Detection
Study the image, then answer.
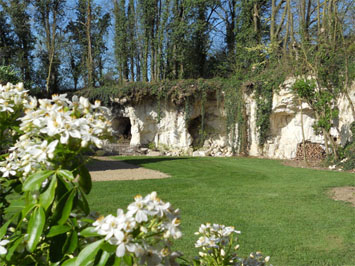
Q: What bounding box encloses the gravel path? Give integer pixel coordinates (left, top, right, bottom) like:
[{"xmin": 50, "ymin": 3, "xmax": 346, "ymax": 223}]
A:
[{"xmin": 87, "ymin": 157, "xmax": 169, "ymax": 181}]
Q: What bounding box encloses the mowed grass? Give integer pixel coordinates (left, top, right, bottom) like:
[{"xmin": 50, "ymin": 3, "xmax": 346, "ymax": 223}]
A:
[{"xmin": 87, "ymin": 156, "xmax": 355, "ymax": 266}]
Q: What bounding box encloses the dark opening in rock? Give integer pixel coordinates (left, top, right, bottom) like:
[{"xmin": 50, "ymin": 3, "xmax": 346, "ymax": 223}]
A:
[
  {"xmin": 112, "ymin": 117, "xmax": 131, "ymax": 140},
  {"xmin": 188, "ymin": 116, "xmax": 203, "ymax": 148}
]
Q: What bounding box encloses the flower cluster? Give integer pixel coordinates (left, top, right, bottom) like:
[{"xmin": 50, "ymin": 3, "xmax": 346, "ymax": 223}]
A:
[
  {"xmin": 0, "ymin": 93, "xmax": 112, "ymax": 178},
  {"xmin": 0, "ymin": 82, "xmax": 28, "ymax": 113},
  {"xmin": 195, "ymin": 223, "xmax": 271, "ymax": 266},
  {"xmin": 195, "ymin": 223, "xmax": 240, "ymax": 250},
  {"xmin": 93, "ymin": 192, "xmax": 181, "ymax": 265}
]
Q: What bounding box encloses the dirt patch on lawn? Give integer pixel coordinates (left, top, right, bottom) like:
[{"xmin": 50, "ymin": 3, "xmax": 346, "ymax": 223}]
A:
[
  {"xmin": 87, "ymin": 157, "xmax": 169, "ymax": 181},
  {"xmin": 282, "ymin": 159, "xmax": 327, "ymax": 170},
  {"xmin": 329, "ymin": 187, "xmax": 355, "ymax": 207},
  {"xmin": 282, "ymin": 159, "xmax": 355, "ymax": 173}
]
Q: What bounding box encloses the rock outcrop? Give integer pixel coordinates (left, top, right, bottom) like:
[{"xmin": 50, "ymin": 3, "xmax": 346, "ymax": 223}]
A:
[{"xmin": 109, "ymin": 78, "xmax": 355, "ymax": 159}]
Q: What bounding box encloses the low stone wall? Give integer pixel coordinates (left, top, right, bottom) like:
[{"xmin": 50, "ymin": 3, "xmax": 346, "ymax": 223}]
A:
[{"xmin": 110, "ymin": 78, "xmax": 355, "ymax": 159}]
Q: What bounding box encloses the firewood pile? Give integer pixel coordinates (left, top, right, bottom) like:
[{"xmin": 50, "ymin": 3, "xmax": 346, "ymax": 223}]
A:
[{"xmin": 295, "ymin": 142, "xmax": 326, "ymax": 161}]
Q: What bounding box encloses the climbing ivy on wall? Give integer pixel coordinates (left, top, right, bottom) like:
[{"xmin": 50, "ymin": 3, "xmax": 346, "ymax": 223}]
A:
[
  {"xmin": 81, "ymin": 78, "xmax": 226, "ymax": 106},
  {"xmin": 81, "ymin": 75, "xmax": 288, "ymax": 152},
  {"xmin": 252, "ymin": 64, "xmax": 287, "ymax": 147}
]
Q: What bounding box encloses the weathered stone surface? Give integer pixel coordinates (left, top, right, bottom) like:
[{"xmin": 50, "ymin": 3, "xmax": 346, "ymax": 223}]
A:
[
  {"xmin": 109, "ymin": 78, "xmax": 354, "ymax": 159},
  {"xmin": 147, "ymin": 150, "xmax": 164, "ymax": 156},
  {"xmin": 192, "ymin": 150, "xmax": 207, "ymax": 157}
]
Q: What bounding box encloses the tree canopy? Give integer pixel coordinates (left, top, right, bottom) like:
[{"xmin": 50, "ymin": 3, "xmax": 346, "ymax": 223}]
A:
[{"xmin": 0, "ymin": 0, "xmax": 353, "ymax": 94}]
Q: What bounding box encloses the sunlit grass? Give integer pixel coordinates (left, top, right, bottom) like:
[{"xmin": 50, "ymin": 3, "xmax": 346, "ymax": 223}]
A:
[{"xmin": 88, "ymin": 156, "xmax": 355, "ymax": 266}]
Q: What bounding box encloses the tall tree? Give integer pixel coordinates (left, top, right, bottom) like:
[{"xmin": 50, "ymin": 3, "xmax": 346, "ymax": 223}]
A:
[
  {"xmin": 67, "ymin": 0, "xmax": 110, "ymax": 88},
  {"xmin": 33, "ymin": 0, "xmax": 65, "ymax": 94},
  {"xmin": 0, "ymin": 10, "xmax": 15, "ymax": 66},
  {"xmin": 114, "ymin": 0, "xmax": 129, "ymax": 83},
  {"xmin": 0, "ymin": 0, "xmax": 34, "ymax": 84},
  {"xmin": 127, "ymin": 0, "xmax": 137, "ymax": 81}
]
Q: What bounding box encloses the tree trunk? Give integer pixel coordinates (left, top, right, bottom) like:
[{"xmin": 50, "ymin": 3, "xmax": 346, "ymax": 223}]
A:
[
  {"xmin": 299, "ymin": 98, "xmax": 308, "ymax": 165},
  {"xmin": 86, "ymin": 0, "xmax": 94, "ymax": 87},
  {"xmin": 45, "ymin": 4, "xmax": 56, "ymax": 94}
]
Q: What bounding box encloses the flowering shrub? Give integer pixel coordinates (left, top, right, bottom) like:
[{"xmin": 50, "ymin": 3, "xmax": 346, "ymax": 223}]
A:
[
  {"xmin": 0, "ymin": 83, "xmax": 30, "ymax": 224},
  {"xmin": 1, "ymin": 93, "xmax": 111, "ymax": 179},
  {"xmin": 0, "ymin": 85, "xmax": 112, "ymax": 264},
  {"xmin": 0, "ymin": 82, "xmax": 29, "ymax": 154},
  {"xmin": 0, "ymin": 83, "xmax": 271, "ymax": 265}
]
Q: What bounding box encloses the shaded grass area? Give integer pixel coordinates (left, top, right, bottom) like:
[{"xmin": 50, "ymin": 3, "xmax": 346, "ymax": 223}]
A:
[{"xmin": 87, "ymin": 156, "xmax": 355, "ymax": 266}]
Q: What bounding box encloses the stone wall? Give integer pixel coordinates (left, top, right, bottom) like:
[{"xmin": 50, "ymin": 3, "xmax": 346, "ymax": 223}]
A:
[{"xmin": 110, "ymin": 78, "xmax": 355, "ymax": 159}]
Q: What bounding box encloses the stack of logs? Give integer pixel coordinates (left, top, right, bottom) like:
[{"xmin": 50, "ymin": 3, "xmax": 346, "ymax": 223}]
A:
[{"xmin": 295, "ymin": 142, "xmax": 326, "ymax": 161}]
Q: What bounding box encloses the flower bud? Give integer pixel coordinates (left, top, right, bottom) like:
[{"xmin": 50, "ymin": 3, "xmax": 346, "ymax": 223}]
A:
[{"xmin": 220, "ymin": 249, "xmax": 225, "ymax": 256}]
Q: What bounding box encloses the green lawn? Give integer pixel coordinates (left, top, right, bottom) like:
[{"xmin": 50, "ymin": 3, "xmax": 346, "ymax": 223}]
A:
[{"xmin": 87, "ymin": 156, "xmax": 355, "ymax": 266}]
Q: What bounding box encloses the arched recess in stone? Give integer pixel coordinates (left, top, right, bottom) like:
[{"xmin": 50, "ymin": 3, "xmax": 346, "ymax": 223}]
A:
[{"xmin": 112, "ymin": 116, "xmax": 132, "ymax": 140}]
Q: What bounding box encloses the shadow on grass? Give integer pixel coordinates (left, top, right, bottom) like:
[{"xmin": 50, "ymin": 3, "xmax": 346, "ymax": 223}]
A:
[
  {"xmin": 119, "ymin": 156, "xmax": 189, "ymax": 166},
  {"xmin": 87, "ymin": 159, "xmax": 140, "ymax": 171},
  {"xmin": 87, "ymin": 156, "xmax": 189, "ymax": 171}
]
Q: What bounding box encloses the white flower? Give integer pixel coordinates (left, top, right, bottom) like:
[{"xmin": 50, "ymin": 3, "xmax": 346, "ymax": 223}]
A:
[
  {"xmin": 29, "ymin": 140, "xmax": 58, "ymax": 161},
  {"xmin": 0, "ymin": 239, "xmax": 9, "ymax": 255},
  {"xmin": 0, "ymin": 164, "xmax": 17, "ymax": 177},
  {"xmin": 94, "ymin": 214, "xmax": 119, "ymax": 241},
  {"xmin": 127, "ymin": 194, "xmax": 149, "ymax": 223},
  {"xmin": 0, "ymin": 99, "xmax": 14, "ymax": 112},
  {"xmin": 116, "ymin": 209, "xmax": 136, "ymax": 232},
  {"xmin": 163, "ymin": 218, "xmax": 182, "ymax": 239}
]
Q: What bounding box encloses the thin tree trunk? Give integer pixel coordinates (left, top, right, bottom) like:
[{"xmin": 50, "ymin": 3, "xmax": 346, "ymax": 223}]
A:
[
  {"xmin": 86, "ymin": 0, "xmax": 94, "ymax": 87},
  {"xmin": 299, "ymin": 98, "xmax": 308, "ymax": 165},
  {"xmin": 270, "ymin": 0, "xmax": 276, "ymax": 42},
  {"xmin": 343, "ymin": 57, "xmax": 355, "ymax": 117},
  {"xmin": 317, "ymin": 0, "xmax": 321, "ymax": 35},
  {"xmin": 283, "ymin": 0, "xmax": 290, "ymax": 54},
  {"xmin": 45, "ymin": 6, "xmax": 56, "ymax": 94}
]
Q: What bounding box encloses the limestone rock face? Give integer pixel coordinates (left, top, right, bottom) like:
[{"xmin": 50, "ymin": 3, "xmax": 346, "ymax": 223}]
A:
[
  {"xmin": 122, "ymin": 101, "xmax": 191, "ymax": 153},
  {"xmin": 261, "ymin": 79, "xmax": 354, "ymax": 159},
  {"xmin": 110, "ymin": 78, "xmax": 354, "ymax": 159}
]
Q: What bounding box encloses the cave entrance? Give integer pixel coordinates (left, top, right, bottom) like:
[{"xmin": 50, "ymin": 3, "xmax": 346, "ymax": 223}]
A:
[
  {"xmin": 188, "ymin": 115, "xmax": 203, "ymax": 148},
  {"xmin": 112, "ymin": 117, "xmax": 132, "ymax": 141}
]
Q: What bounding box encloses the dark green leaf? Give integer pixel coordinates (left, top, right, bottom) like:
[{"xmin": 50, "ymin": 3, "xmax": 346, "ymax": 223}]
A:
[
  {"xmin": 23, "ymin": 170, "xmax": 55, "ymax": 191},
  {"xmin": 77, "ymin": 188, "xmax": 90, "ymax": 215},
  {"xmin": 97, "ymin": 250, "xmax": 111, "ymax": 266},
  {"xmin": 113, "ymin": 257, "xmax": 122, "ymax": 266},
  {"xmin": 47, "ymin": 225, "xmax": 71, "ymax": 237},
  {"xmin": 51, "ymin": 189, "xmax": 72, "ymax": 224},
  {"xmin": 123, "ymin": 255, "xmax": 134, "ymax": 265},
  {"xmin": 79, "ymin": 227, "xmax": 100, "ymax": 237},
  {"xmin": 63, "ymin": 231, "xmax": 78, "ymax": 254},
  {"xmin": 49, "ymin": 233, "xmax": 67, "ymax": 262},
  {"xmin": 0, "ymin": 218, "xmax": 12, "ymax": 239},
  {"xmin": 75, "ymin": 239, "xmax": 104, "ymax": 266},
  {"xmin": 27, "ymin": 206, "xmax": 46, "ymax": 252},
  {"xmin": 40, "ymin": 175, "xmax": 57, "ymax": 210},
  {"xmin": 62, "ymin": 257, "xmax": 77, "ymax": 266},
  {"xmin": 78, "ymin": 166, "xmax": 91, "ymax": 194},
  {"xmin": 5, "ymin": 199, "xmax": 25, "ymax": 214},
  {"xmin": 57, "ymin": 170, "xmax": 75, "ymax": 181},
  {"xmin": 57, "ymin": 189, "xmax": 76, "ymax": 225},
  {"xmin": 101, "ymin": 242, "xmax": 116, "ymax": 253},
  {"xmin": 5, "ymin": 235, "xmax": 24, "ymax": 261}
]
